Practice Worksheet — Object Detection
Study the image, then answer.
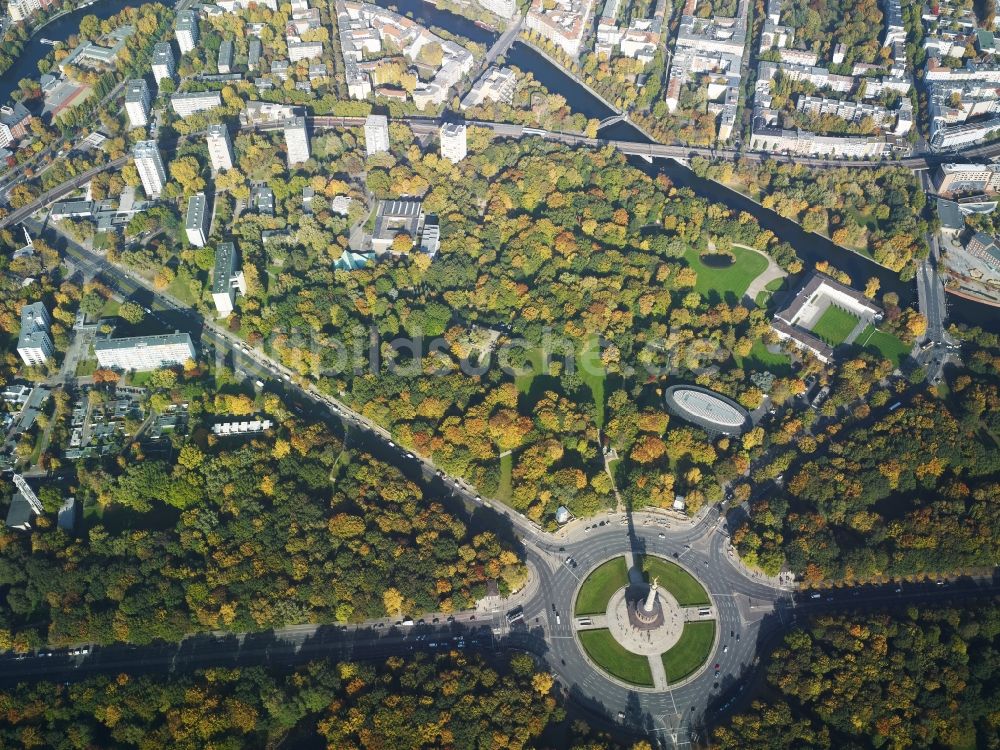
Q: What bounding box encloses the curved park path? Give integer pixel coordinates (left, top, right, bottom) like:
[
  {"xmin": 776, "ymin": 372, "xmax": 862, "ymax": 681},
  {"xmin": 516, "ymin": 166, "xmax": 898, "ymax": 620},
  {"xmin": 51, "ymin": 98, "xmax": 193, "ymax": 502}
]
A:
[{"xmin": 738, "ymin": 243, "xmax": 787, "ymax": 303}]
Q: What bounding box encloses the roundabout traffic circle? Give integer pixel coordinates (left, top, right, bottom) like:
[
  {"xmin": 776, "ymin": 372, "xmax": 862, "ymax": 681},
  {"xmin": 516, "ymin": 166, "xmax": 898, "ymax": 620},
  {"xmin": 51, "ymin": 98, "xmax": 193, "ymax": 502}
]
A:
[{"xmin": 573, "ymin": 554, "xmax": 717, "ymax": 690}]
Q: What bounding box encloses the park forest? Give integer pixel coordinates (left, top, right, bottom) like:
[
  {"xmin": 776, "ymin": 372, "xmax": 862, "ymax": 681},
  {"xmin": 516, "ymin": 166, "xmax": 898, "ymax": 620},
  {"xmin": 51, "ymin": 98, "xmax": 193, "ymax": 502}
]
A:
[
  {"xmin": 733, "ymin": 327, "xmax": 1000, "ymax": 582},
  {"xmin": 690, "ymin": 159, "xmax": 929, "ymax": 278},
  {"xmin": 83, "ymin": 133, "xmax": 926, "ymax": 526},
  {"xmin": 0, "ymin": 651, "xmax": 639, "ymax": 749},
  {"xmin": 714, "ymin": 603, "xmax": 1000, "ymax": 748},
  {"xmin": 0, "ymin": 377, "xmax": 526, "ymax": 651}
]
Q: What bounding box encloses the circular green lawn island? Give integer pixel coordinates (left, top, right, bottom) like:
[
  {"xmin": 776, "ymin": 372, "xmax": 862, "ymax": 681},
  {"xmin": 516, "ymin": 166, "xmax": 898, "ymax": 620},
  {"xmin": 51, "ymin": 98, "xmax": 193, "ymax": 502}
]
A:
[{"xmin": 572, "ymin": 555, "xmax": 716, "ymax": 689}]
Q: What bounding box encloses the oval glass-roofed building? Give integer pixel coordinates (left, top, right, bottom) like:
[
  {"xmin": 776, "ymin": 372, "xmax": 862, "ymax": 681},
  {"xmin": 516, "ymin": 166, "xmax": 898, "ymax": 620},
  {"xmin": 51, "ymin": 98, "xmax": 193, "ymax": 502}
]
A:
[{"xmin": 664, "ymin": 385, "xmax": 751, "ymax": 436}]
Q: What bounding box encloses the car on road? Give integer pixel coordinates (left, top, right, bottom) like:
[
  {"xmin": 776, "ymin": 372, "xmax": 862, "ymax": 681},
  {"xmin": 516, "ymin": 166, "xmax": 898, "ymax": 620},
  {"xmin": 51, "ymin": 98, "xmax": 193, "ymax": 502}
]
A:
[
  {"xmin": 406, "ymin": 452, "xmax": 414, "ymax": 459},
  {"xmin": 658, "ymin": 533, "xmax": 665, "ymax": 539}
]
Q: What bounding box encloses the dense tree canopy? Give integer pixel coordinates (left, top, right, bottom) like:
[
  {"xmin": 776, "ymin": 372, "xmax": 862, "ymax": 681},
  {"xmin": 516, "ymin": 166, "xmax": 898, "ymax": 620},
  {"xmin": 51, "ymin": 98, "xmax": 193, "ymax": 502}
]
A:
[
  {"xmin": 0, "ymin": 652, "xmax": 625, "ymax": 749},
  {"xmin": 715, "ymin": 603, "xmax": 1000, "ymax": 748},
  {"xmin": 734, "ymin": 374, "xmax": 1000, "ymax": 581},
  {"xmin": 691, "ymin": 159, "xmax": 929, "ymax": 278},
  {"xmin": 0, "ymin": 383, "xmax": 525, "ymax": 650}
]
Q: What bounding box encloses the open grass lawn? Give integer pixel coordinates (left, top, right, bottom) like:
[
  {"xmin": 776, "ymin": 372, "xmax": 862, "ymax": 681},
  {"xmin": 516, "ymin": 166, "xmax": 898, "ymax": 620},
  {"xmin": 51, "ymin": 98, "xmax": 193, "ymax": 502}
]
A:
[
  {"xmin": 576, "ymin": 335, "xmax": 607, "ymax": 429},
  {"xmin": 498, "ymin": 452, "xmax": 513, "ymax": 502},
  {"xmin": 167, "ymin": 274, "xmax": 199, "ymax": 307},
  {"xmin": 514, "ymin": 347, "xmax": 545, "ymax": 394},
  {"xmin": 637, "ymin": 556, "xmax": 710, "ymax": 607},
  {"xmin": 575, "ymin": 556, "xmax": 628, "ymax": 616},
  {"xmin": 99, "ymin": 299, "xmax": 120, "ymax": 319},
  {"xmin": 127, "ymin": 371, "xmax": 153, "ymax": 387},
  {"xmin": 75, "ymin": 358, "xmax": 97, "ymax": 377},
  {"xmin": 737, "ymin": 339, "xmax": 792, "ymax": 373},
  {"xmin": 811, "ymin": 305, "xmax": 859, "ymax": 346},
  {"xmin": 856, "ymin": 324, "xmax": 910, "ymax": 368},
  {"xmin": 683, "ymin": 245, "xmax": 769, "ymax": 300},
  {"xmin": 662, "ymin": 621, "xmax": 716, "ymax": 683},
  {"xmin": 579, "ymin": 629, "xmax": 654, "ymax": 686}
]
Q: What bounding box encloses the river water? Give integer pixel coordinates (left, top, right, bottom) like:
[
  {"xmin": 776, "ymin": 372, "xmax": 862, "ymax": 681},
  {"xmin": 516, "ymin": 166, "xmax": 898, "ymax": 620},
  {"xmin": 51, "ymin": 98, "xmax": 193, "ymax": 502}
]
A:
[{"xmin": 0, "ymin": 0, "xmax": 133, "ymax": 107}]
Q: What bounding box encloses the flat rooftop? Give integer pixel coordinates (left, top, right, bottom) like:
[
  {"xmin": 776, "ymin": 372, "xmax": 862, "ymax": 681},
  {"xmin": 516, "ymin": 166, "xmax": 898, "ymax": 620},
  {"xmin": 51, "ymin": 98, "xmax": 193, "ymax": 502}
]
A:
[
  {"xmin": 185, "ymin": 193, "xmax": 207, "ymax": 230},
  {"xmin": 94, "ymin": 332, "xmax": 193, "ymax": 351},
  {"xmin": 212, "ymin": 242, "xmax": 236, "ymax": 293}
]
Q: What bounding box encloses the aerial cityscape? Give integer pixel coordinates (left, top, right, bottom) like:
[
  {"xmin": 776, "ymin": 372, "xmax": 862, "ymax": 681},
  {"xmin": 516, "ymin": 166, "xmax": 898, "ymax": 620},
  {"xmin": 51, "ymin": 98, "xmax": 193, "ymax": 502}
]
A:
[{"xmin": 0, "ymin": 0, "xmax": 996, "ymax": 744}]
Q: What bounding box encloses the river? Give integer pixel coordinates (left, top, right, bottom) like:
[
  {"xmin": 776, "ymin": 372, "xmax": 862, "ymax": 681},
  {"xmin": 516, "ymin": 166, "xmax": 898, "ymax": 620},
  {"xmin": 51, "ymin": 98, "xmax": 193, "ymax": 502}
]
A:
[{"xmin": 0, "ymin": 0, "xmax": 134, "ymax": 108}]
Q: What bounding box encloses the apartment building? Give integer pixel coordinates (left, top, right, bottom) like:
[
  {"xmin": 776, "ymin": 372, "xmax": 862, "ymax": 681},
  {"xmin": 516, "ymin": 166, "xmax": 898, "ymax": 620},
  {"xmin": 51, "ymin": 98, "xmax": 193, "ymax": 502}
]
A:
[
  {"xmin": 206, "ymin": 124, "xmax": 235, "ymax": 172},
  {"xmin": 440, "ymin": 121, "xmax": 467, "ymax": 163},
  {"xmin": 152, "ymin": 42, "xmax": 176, "ymax": 83},
  {"xmin": 364, "ymin": 113, "xmax": 390, "ymax": 155},
  {"xmin": 218, "ymin": 39, "xmax": 234, "ymax": 74},
  {"xmin": 124, "ymin": 79, "xmax": 151, "ymax": 129},
  {"xmin": 133, "ymin": 140, "xmax": 166, "ymax": 198},
  {"xmin": 284, "ymin": 116, "xmax": 310, "ymax": 165},
  {"xmin": 525, "ymin": 0, "xmax": 598, "ymax": 57},
  {"xmin": 288, "ymin": 39, "xmax": 323, "ymax": 61},
  {"xmin": 749, "ymin": 108, "xmax": 889, "ymax": 157},
  {"xmin": 175, "ymin": 10, "xmax": 199, "ymax": 55},
  {"xmin": 934, "ymin": 163, "xmax": 1000, "ymax": 193},
  {"xmin": 185, "ymin": 193, "xmax": 209, "ymax": 247},
  {"xmin": 211, "ymin": 242, "xmax": 247, "ymax": 315},
  {"xmin": 477, "ymin": 0, "xmax": 517, "ymax": 17},
  {"xmin": 664, "ymin": 0, "xmax": 749, "ymax": 141},
  {"xmin": 94, "ymin": 333, "xmax": 197, "ymax": 371},
  {"xmin": 7, "ymin": 0, "xmax": 56, "ymax": 22},
  {"xmin": 460, "ymin": 66, "xmax": 516, "ymax": 109},
  {"xmin": 336, "ymin": 1, "xmax": 474, "ymax": 107},
  {"xmin": 248, "ymin": 38, "xmax": 262, "ymax": 71},
  {"xmin": 0, "ymin": 103, "xmax": 32, "ymax": 150},
  {"xmin": 796, "ymin": 95, "xmax": 896, "ymax": 128},
  {"xmin": 170, "ymin": 91, "xmax": 222, "ymax": 118},
  {"xmin": 16, "ymin": 303, "xmax": 53, "ymax": 367}
]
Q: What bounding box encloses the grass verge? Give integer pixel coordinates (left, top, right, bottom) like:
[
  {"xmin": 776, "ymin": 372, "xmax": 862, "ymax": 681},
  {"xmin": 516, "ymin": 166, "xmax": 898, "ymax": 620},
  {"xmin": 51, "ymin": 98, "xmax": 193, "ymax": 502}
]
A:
[
  {"xmin": 498, "ymin": 452, "xmax": 513, "ymax": 502},
  {"xmin": 576, "ymin": 335, "xmax": 606, "ymax": 429},
  {"xmin": 637, "ymin": 556, "xmax": 710, "ymax": 607},
  {"xmin": 856, "ymin": 324, "xmax": 910, "ymax": 368},
  {"xmin": 575, "ymin": 556, "xmax": 627, "ymax": 616},
  {"xmin": 662, "ymin": 621, "xmax": 716, "ymax": 683},
  {"xmin": 579, "ymin": 629, "xmax": 654, "ymax": 687}
]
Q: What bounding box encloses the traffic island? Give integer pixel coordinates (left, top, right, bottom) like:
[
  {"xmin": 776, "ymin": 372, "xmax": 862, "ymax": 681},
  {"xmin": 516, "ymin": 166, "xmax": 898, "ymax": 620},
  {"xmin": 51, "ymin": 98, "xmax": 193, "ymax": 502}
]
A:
[{"xmin": 573, "ymin": 554, "xmax": 716, "ymax": 690}]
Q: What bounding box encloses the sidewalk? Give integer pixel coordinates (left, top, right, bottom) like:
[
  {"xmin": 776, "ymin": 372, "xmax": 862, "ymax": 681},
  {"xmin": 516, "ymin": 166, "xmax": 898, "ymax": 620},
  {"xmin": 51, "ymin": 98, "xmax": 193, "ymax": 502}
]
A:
[{"xmin": 481, "ymin": 560, "xmax": 543, "ymax": 613}]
